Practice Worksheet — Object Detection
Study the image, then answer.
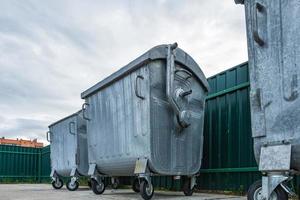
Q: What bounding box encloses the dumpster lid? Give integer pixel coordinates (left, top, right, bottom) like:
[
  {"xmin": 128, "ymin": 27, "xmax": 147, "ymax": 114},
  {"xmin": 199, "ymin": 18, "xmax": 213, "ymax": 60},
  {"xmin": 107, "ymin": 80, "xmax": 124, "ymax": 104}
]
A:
[
  {"xmin": 81, "ymin": 44, "xmax": 209, "ymax": 99},
  {"xmin": 48, "ymin": 110, "xmax": 82, "ymax": 128}
]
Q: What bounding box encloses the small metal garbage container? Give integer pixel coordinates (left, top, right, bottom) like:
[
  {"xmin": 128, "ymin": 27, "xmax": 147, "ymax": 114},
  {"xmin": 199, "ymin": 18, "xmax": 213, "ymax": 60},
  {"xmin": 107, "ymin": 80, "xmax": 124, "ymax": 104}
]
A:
[{"xmin": 47, "ymin": 110, "xmax": 89, "ymax": 191}]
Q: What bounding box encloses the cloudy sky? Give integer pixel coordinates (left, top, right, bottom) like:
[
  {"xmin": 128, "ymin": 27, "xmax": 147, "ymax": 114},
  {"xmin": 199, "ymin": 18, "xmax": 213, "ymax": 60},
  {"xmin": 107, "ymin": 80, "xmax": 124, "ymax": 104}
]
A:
[{"xmin": 0, "ymin": 0, "xmax": 247, "ymax": 145}]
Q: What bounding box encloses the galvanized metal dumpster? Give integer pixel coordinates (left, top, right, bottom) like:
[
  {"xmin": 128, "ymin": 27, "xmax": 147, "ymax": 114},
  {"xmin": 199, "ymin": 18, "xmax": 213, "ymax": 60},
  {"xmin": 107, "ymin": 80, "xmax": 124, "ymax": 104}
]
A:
[
  {"xmin": 235, "ymin": 1, "xmax": 300, "ymax": 199},
  {"xmin": 47, "ymin": 110, "xmax": 89, "ymax": 191},
  {"xmin": 81, "ymin": 43, "xmax": 209, "ymax": 199}
]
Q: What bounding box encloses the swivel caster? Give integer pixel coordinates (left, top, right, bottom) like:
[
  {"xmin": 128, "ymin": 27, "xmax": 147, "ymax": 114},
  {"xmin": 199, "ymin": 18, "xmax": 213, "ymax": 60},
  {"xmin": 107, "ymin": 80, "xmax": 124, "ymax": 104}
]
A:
[
  {"xmin": 140, "ymin": 179, "xmax": 154, "ymax": 200},
  {"xmin": 91, "ymin": 178, "xmax": 106, "ymax": 195},
  {"xmin": 51, "ymin": 178, "xmax": 63, "ymax": 189}
]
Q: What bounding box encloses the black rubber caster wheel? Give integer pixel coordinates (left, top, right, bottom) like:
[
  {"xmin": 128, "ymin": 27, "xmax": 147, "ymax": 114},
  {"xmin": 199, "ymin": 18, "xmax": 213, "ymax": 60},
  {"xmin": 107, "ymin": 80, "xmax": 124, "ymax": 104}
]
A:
[
  {"xmin": 66, "ymin": 179, "xmax": 79, "ymax": 191},
  {"xmin": 91, "ymin": 179, "xmax": 106, "ymax": 195},
  {"xmin": 51, "ymin": 178, "xmax": 63, "ymax": 189},
  {"xmin": 182, "ymin": 177, "xmax": 194, "ymax": 196},
  {"xmin": 247, "ymin": 180, "xmax": 288, "ymax": 200},
  {"xmin": 132, "ymin": 178, "xmax": 140, "ymax": 193},
  {"xmin": 140, "ymin": 179, "xmax": 154, "ymax": 200}
]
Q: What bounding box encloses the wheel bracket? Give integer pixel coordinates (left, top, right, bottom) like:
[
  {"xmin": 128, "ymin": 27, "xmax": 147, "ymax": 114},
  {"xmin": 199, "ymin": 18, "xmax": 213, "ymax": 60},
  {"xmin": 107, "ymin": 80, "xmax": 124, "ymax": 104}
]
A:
[{"xmin": 262, "ymin": 174, "xmax": 289, "ymax": 199}]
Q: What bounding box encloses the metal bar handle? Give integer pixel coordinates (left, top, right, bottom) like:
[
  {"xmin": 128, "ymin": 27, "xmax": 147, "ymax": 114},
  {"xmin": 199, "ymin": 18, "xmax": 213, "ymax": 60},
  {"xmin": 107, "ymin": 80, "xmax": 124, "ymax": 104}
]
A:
[
  {"xmin": 175, "ymin": 69, "xmax": 192, "ymax": 80},
  {"xmin": 69, "ymin": 122, "xmax": 76, "ymax": 135},
  {"xmin": 46, "ymin": 131, "xmax": 51, "ymax": 142},
  {"xmin": 180, "ymin": 90, "xmax": 192, "ymax": 97},
  {"xmin": 253, "ymin": 2, "xmax": 265, "ymax": 46},
  {"xmin": 135, "ymin": 75, "xmax": 145, "ymax": 99},
  {"xmin": 82, "ymin": 103, "xmax": 91, "ymax": 121},
  {"xmin": 166, "ymin": 42, "xmax": 180, "ymax": 116}
]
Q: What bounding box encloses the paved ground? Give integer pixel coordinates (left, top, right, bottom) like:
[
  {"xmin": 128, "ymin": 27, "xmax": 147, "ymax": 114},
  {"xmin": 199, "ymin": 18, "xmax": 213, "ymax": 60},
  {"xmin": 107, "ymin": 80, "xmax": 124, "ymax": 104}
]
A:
[{"xmin": 0, "ymin": 184, "xmax": 246, "ymax": 200}]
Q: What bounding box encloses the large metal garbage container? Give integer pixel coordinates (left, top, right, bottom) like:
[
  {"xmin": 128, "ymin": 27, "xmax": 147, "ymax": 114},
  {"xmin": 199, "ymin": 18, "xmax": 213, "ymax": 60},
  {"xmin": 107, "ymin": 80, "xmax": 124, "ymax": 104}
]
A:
[
  {"xmin": 47, "ymin": 110, "xmax": 89, "ymax": 191},
  {"xmin": 235, "ymin": 1, "xmax": 300, "ymax": 199},
  {"xmin": 81, "ymin": 43, "xmax": 209, "ymax": 199}
]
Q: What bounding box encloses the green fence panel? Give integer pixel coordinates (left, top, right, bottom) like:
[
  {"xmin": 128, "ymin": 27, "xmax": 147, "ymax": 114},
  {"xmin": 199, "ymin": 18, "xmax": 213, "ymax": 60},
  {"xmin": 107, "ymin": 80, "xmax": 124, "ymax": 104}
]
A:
[
  {"xmin": 0, "ymin": 145, "xmax": 50, "ymax": 183},
  {"xmin": 40, "ymin": 145, "xmax": 51, "ymax": 182},
  {"xmin": 0, "ymin": 145, "xmax": 41, "ymax": 182},
  {"xmin": 198, "ymin": 62, "xmax": 260, "ymax": 192}
]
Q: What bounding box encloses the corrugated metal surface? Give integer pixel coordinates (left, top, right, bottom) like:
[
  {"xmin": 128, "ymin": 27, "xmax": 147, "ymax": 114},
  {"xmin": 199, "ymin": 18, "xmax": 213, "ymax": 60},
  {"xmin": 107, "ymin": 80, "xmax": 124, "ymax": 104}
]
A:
[
  {"xmin": 0, "ymin": 145, "xmax": 40, "ymax": 181},
  {"xmin": 83, "ymin": 44, "xmax": 208, "ymax": 176},
  {"xmin": 0, "ymin": 145, "xmax": 50, "ymax": 183},
  {"xmin": 242, "ymin": 0, "xmax": 300, "ymax": 173},
  {"xmin": 198, "ymin": 62, "xmax": 260, "ymax": 191},
  {"xmin": 49, "ymin": 111, "xmax": 89, "ymax": 177},
  {"xmin": 41, "ymin": 145, "xmax": 51, "ymax": 182}
]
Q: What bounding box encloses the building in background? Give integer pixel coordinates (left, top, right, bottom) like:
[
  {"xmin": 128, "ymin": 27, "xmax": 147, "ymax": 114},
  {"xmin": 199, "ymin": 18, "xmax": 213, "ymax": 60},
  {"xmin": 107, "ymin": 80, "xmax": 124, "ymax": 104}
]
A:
[{"xmin": 0, "ymin": 137, "xmax": 43, "ymax": 148}]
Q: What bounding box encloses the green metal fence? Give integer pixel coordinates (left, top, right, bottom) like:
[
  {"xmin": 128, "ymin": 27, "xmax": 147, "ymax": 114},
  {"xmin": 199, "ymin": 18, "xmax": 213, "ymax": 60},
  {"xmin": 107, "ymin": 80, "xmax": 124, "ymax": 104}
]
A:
[
  {"xmin": 198, "ymin": 62, "xmax": 260, "ymax": 192},
  {"xmin": 0, "ymin": 145, "xmax": 50, "ymax": 183},
  {"xmin": 40, "ymin": 145, "xmax": 51, "ymax": 182}
]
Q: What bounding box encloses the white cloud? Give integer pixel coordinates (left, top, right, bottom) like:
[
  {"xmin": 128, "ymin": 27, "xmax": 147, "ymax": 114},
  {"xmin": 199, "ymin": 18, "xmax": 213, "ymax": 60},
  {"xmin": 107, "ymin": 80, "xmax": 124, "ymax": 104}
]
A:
[{"xmin": 0, "ymin": 0, "xmax": 247, "ymax": 145}]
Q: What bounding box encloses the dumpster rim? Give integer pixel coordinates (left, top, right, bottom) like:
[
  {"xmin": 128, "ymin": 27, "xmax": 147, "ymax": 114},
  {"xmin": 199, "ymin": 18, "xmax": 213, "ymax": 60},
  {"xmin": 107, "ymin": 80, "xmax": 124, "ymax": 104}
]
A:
[
  {"xmin": 48, "ymin": 110, "xmax": 82, "ymax": 128},
  {"xmin": 81, "ymin": 44, "xmax": 209, "ymax": 99}
]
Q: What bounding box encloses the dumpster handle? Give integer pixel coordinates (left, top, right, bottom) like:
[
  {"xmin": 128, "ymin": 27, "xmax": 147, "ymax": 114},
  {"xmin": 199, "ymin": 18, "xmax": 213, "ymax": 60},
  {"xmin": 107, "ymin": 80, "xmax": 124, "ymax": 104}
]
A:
[
  {"xmin": 166, "ymin": 42, "xmax": 191, "ymax": 128},
  {"xmin": 69, "ymin": 122, "xmax": 76, "ymax": 135},
  {"xmin": 175, "ymin": 69, "xmax": 192, "ymax": 80},
  {"xmin": 166, "ymin": 42, "xmax": 180, "ymax": 116},
  {"xmin": 135, "ymin": 75, "xmax": 145, "ymax": 99},
  {"xmin": 253, "ymin": 2, "xmax": 265, "ymax": 46},
  {"xmin": 46, "ymin": 131, "xmax": 51, "ymax": 142},
  {"xmin": 82, "ymin": 103, "xmax": 91, "ymax": 121}
]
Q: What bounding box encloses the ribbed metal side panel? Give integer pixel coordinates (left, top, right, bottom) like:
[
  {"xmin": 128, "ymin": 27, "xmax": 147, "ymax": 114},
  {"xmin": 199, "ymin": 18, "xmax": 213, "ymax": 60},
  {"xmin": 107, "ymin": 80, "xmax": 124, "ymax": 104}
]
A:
[
  {"xmin": 242, "ymin": 0, "xmax": 300, "ymax": 170},
  {"xmin": 49, "ymin": 115, "xmax": 77, "ymax": 176},
  {"xmin": 86, "ymin": 66, "xmax": 151, "ymax": 176},
  {"xmin": 149, "ymin": 60, "xmax": 206, "ymax": 175},
  {"xmin": 49, "ymin": 112, "xmax": 89, "ymax": 177}
]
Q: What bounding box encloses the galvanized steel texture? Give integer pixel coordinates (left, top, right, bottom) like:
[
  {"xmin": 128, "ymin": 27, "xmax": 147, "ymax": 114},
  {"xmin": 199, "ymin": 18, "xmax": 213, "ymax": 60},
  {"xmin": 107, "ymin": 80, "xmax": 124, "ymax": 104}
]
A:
[
  {"xmin": 242, "ymin": 0, "xmax": 300, "ymax": 171},
  {"xmin": 149, "ymin": 62, "xmax": 261, "ymax": 192},
  {"xmin": 82, "ymin": 44, "xmax": 209, "ymax": 176},
  {"xmin": 48, "ymin": 111, "xmax": 89, "ymax": 177}
]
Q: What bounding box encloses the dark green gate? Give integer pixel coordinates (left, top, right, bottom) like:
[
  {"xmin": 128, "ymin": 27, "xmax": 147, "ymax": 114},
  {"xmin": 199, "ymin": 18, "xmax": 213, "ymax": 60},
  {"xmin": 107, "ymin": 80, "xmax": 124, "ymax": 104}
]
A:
[
  {"xmin": 0, "ymin": 145, "xmax": 50, "ymax": 183},
  {"xmin": 198, "ymin": 62, "xmax": 260, "ymax": 192}
]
